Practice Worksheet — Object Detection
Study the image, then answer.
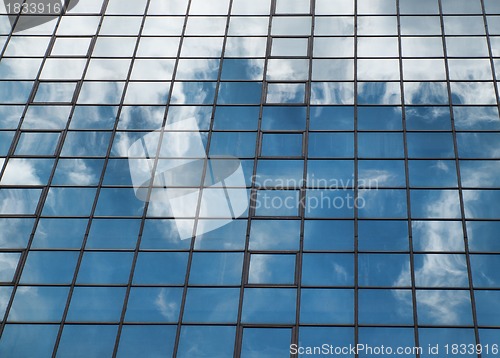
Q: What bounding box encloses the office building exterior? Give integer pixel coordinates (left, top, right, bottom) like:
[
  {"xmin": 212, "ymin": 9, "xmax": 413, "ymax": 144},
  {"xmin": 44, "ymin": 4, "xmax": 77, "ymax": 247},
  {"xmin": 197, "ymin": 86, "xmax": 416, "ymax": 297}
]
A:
[{"xmin": 0, "ymin": 0, "xmax": 499, "ymax": 356}]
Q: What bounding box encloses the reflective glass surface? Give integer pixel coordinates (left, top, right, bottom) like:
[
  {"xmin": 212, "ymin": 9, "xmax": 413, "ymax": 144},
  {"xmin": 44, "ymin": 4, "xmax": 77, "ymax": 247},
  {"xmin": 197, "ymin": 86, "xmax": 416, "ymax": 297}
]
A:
[{"xmin": 0, "ymin": 0, "xmax": 499, "ymax": 356}]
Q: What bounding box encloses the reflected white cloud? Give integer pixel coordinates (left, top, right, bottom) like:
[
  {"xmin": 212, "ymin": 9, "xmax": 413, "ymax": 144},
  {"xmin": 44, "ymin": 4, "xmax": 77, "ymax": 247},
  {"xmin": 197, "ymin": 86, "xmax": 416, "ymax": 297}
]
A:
[{"xmin": 1, "ymin": 159, "xmax": 42, "ymax": 185}]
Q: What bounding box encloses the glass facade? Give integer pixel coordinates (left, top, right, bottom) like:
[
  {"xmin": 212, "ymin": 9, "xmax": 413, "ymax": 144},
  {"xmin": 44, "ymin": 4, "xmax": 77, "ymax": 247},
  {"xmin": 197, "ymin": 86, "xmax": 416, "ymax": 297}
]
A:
[{"xmin": 0, "ymin": 0, "xmax": 500, "ymax": 357}]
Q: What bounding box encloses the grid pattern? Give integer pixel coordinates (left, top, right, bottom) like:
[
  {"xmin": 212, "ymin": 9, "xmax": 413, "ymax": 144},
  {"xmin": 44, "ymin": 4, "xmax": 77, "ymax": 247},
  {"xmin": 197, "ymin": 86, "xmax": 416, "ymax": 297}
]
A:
[{"xmin": 0, "ymin": 0, "xmax": 500, "ymax": 357}]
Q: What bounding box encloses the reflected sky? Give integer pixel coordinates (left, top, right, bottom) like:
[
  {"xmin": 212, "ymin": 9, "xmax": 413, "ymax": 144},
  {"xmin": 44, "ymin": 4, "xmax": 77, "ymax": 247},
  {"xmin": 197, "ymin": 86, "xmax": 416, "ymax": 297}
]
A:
[{"xmin": 1, "ymin": 1, "xmax": 500, "ymax": 356}]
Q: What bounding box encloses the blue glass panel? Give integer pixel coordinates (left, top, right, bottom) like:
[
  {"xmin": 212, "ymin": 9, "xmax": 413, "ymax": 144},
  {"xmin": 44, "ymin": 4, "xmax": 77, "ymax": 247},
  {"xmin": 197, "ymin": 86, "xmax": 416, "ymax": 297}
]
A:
[
  {"xmin": 125, "ymin": 287, "xmax": 182, "ymax": 322},
  {"xmin": 9, "ymin": 287, "xmax": 69, "ymax": 322},
  {"xmin": 102, "ymin": 159, "xmax": 135, "ymax": 185},
  {"xmin": 409, "ymin": 160, "xmax": 457, "ymax": 187},
  {"xmin": 117, "ymin": 325, "xmax": 177, "ymax": 358},
  {"xmin": 359, "ymin": 254, "xmax": 411, "ymax": 287},
  {"xmin": 0, "ymin": 253, "xmax": 20, "ymax": 282},
  {"xmin": 358, "ymin": 82, "xmax": 401, "ymax": 105},
  {"xmin": 471, "ymin": 255, "xmax": 500, "ymax": 288},
  {"xmin": 20, "ymin": 251, "xmax": 78, "ymax": 284},
  {"xmin": 77, "ymin": 252, "xmax": 133, "ymax": 284},
  {"xmin": 0, "ymin": 218, "xmax": 34, "ymax": 249},
  {"xmin": 358, "ymin": 189, "xmax": 408, "ymax": 218},
  {"xmin": 87, "ymin": 219, "xmax": 140, "ymax": 249},
  {"xmin": 221, "ymin": 58, "xmax": 264, "ymax": 80},
  {"xmin": 305, "ymin": 189, "xmax": 355, "ymax": 218},
  {"xmin": 308, "ymin": 133, "xmax": 354, "ymax": 158},
  {"xmin": 312, "ymin": 82, "xmax": 355, "ymax": 104},
  {"xmin": 464, "ymin": 190, "xmax": 500, "ymax": 219},
  {"xmin": 255, "ymin": 190, "xmax": 300, "ymax": 216},
  {"xmin": 42, "ymin": 188, "xmax": 97, "ymax": 216},
  {"xmin": 195, "ymin": 219, "xmax": 247, "ymax": 250},
  {"xmin": 302, "ymin": 253, "xmax": 354, "ymax": 286},
  {"xmin": 358, "ymin": 132, "xmax": 404, "ymax": 158},
  {"xmin": 52, "ymin": 158, "xmax": 104, "ymax": 185},
  {"xmin": 183, "ymin": 288, "xmax": 240, "ymax": 323},
  {"xmin": 95, "ymin": 188, "xmax": 145, "ymax": 217},
  {"xmin": 242, "ymin": 288, "xmax": 296, "ymax": 324},
  {"xmin": 404, "ymin": 82, "xmax": 448, "ymax": 105},
  {"xmin": 307, "ymin": 160, "xmax": 354, "ymax": 188},
  {"xmin": 417, "ymin": 290, "xmax": 473, "ymax": 325},
  {"xmin": 304, "ymin": 220, "xmax": 354, "ymax": 251},
  {"xmin": 454, "ymin": 106, "xmax": 500, "ymax": 130},
  {"xmin": 190, "ymin": 252, "xmax": 244, "ymax": 285},
  {"xmin": 358, "ymin": 220, "xmax": 409, "ymax": 252},
  {"xmin": 261, "ymin": 133, "xmax": 303, "ymax": 156},
  {"xmin": 458, "ymin": 133, "xmax": 500, "ymax": 159},
  {"xmin": 248, "ymin": 254, "xmax": 296, "ymax": 284},
  {"xmin": 210, "ymin": 132, "xmax": 257, "ymax": 157},
  {"xmin": 61, "ymin": 131, "xmax": 112, "ymax": 157},
  {"xmin": 475, "ymin": 290, "xmax": 500, "ymax": 326},
  {"xmin": 0, "ymin": 286, "xmax": 12, "ymax": 317},
  {"xmin": 410, "ymin": 190, "xmax": 461, "ymax": 219},
  {"xmin": 419, "ymin": 328, "xmax": 476, "ymax": 358},
  {"xmin": 57, "ymin": 325, "xmax": 118, "ymax": 358},
  {"xmin": 412, "ymin": 221, "xmax": 465, "ymax": 252},
  {"xmin": 241, "ymin": 328, "xmax": 292, "ymax": 358},
  {"xmin": 214, "ymin": 106, "xmax": 259, "ymax": 130},
  {"xmin": 66, "ymin": 287, "xmax": 126, "ymax": 322},
  {"xmin": 1, "ymin": 158, "xmax": 54, "ymax": 185},
  {"xmin": 218, "ymin": 82, "xmax": 263, "ymax": 104},
  {"xmin": 141, "ymin": 219, "xmax": 193, "ymax": 250},
  {"xmin": 177, "ymin": 326, "xmax": 236, "ymax": 358},
  {"xmin": 249, "ymin": 220, "xmax": 301, "ymax": 250},
  {"xmin": 300, "ymin": 289, "xmax": 354, "ymax": 324},
  {"xmin": 310, "ymin": 106, "xmax": 354, "ymax": 130},
  {"xmin": 0, "ymin": 131, "xmax": 15, "ymax": 155},
  {"xmin": 0, "ymin": 106, "xmax": 23, "ymax": 129},
  {"xmin": 359, "ymin": 328, "xmax": 415, "ymax": 357},
  {"xmin": 0, "ymin": 189, "xmax": 42, "ymax": 215},
  {"xmin": 358, "ymin": 289, "xmax": 414, "ymax": 324},
  {"xmin": 262, "ymin": 106, "xmax": 306, "ymax": 130},
  {"xmin": 479, "ymin": 329, "xmax": 500, "ymax": 357},
  {"xmin": 171, "ymin": 82, "xmax": 216, "ymax": 104},
  {"xmin": 133, "ymin": 252, "xmax": 189, "ymax": 284},
  {"xmin": 0, "ymin": 81, "xmax": 33, "ymax": 103},
  {"xmin": 299, "ymin": 327, "xmax": 354, "ymax": 357},
  {"xmin": 358, "ymin": 106, "xmax": 402, "ymax": 130},
  {"xmin": 71, "ymin": 106, "xmax": 118, "ymax": 129},
  {"xmin": 118, "ymin": 106, "xmax": 165, "ymax": 130},
  {"xmin": 256, "ymin": 160, "xmax": 304, "ymax": 188},
  {"xmin": 414, "ymin": 254, "xmax": 469, "ymax": 287},
  {"xmin": 467, "ymin": 221, "xmax": 500, "ymax": 252},
  {"xmin": 358, "ymin": 160, "xmax": 406, "ymax": 187},
  {"xmin": 15, "ymin": 132, "xmax": 60, "ymax": 155},
  {"xmin": 32, "ymin": 218, "xmax": 87, "ymax": 249},
  {"xmin": 408, "ymin": 133, "xmax": 455, "ymax": 158},
  {"xmin": 0, "ymin": 324, "xmax": 59, "ymax": 358},
  {"xmin": 460, "ymin": 160, "xmax": 500, "ymax": 188},
  {"xmin": 405, "ymin": 106, "xmax": 451, "ymax": 130}
]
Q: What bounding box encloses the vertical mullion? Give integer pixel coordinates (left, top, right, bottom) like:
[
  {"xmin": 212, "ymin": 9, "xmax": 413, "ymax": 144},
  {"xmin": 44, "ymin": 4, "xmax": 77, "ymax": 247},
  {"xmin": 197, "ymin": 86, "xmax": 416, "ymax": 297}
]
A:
[
  {"xmin": 396, "ymin": 0, "xmax": 420, "ymax": 356},
  {"xmin": 171, "ymin": 0, "xmax": 235, "ymax": 356},
  {"xmin": 292, "ymin": 0, "xmax": 315, "ymax": 352},
  {"xmin": 233, "ymin": 0, "xmax": 276, "ymax": 356},
  {"xmin": 479, "ymin": 0, "xmax": 500, "ymax": 118},
  {"xmin": 437, "ymin": 1, "xmax": 482, "ymax": 357},
  {"xmin": 353, "ymin": 0, "xmax": 359, "ymax": 356}
]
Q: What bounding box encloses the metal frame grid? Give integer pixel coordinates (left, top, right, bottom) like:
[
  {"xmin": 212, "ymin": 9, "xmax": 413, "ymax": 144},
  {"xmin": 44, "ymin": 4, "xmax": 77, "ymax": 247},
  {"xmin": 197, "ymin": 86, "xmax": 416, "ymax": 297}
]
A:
[{"xmin": 0, "ymin": 0, "xmax": 499, "ymax": 357}]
